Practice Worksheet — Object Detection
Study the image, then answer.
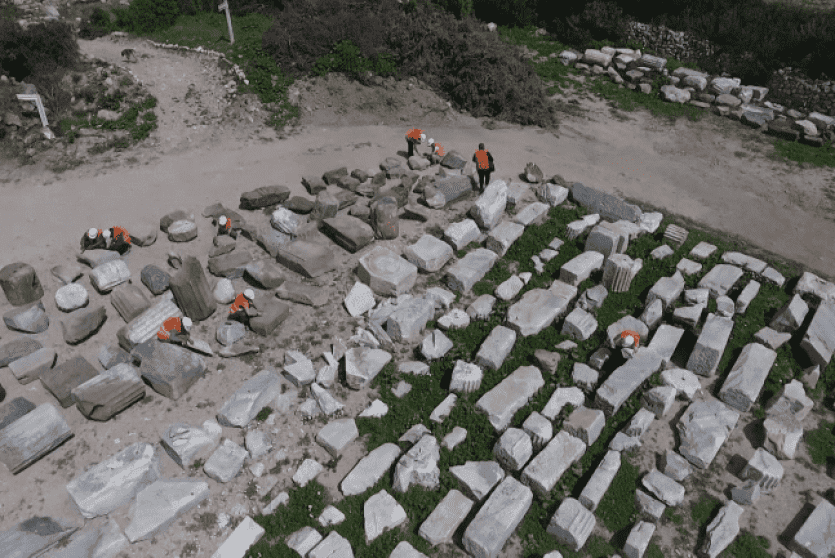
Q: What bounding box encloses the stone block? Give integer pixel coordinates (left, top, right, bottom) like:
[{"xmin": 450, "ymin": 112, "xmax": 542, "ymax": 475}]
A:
[
  {"xmin": 470, "ymin": 180, "xmax": 508, "ymax": 230},
  {"xmin": 316, "ymin": 418, "xmax": 358, "ymax": 459},
  {"xmin": 345, "ymin": 347, "xmax": 392, "ymax": 389},
  {"xmin": 547, "ymin": 497, "xmax": 596, "ymax": 552},
  {"xmin": 321, "ymin": 215, "xmax": 375, "ymax": 253},
  {"xmin": 169, "ymin": 256, "xmax": 215, "ymax": 322},
  {"xmin": 521, "ymin": 431, "xmax": 585, "ymax": 498},
  {"xmin": 677, "ymin": 399, "xmax": 739, "ymax": 469},
  {"xmin": 0, "ymin": 337, "xmax": 43, "ymax": 368},
  {"xmin": 445, "ymin": 248, "xmax": 499, "ymax": 292},
  {"xmin": 71, "ymin": 363, "xmax": 145, "ymax": 420},
  {"xmin": 8, "ymin": 347, "xmax": 55, "ymax": 385},
  {"xmin": 561, "ymin": 307, "xmax": 598, "ymax": 341},
  {"xmin": 124, "ymin": 479, "xmax": 209, "ymax": 543},
  {"xmin": 563, "ymin": 405, "xmax": 606, "ymax": 446},
  {"xmin": 276, "ymin": 240, "xmax": 336, "ymax": 278},
  {"xmin": 404, "ymin": 234, "xmax": 454, "ymax": 273},
  {"xmin": 341, "ymin": 443, "xmax": 401, "ymax": 497},
  {"xmin": 0, "ymin": 403, "xmax": 72, "ymax": 474},
  {"xmin": 0, "ymin": 262, "xmax": 44, "ymax": 306},
  {"xmin": 719, "ymin": 343, "xmax": 778, "ymax": 412},
  {"xmin": 444, "ymin": 219, "xmax": 481, "ymax": 251},
  {"xmin": 476, "ymin": 366, "xmax": 543, "ymax": 432},
  {"xmin": 40, "ymin": 355, "xmax": 99, "ymax": 408},
  {"xmin": 642, "ymin": 469, "xmax": 685, "ymax": 506},
  {"xmin": 687, "ymin": 314, "xmax": 735, "ymax": 376},
  {"xmin": 792, "ymin": 499, "xmax": 835, "ymax": 558},
  {"xmin": 138, "ymin": 341, "xmax": 206, "ymax": 401},
  {"xmin": 569, "ymin": 182, "xmax": 643, "ymax": 223},
  {"xmin": 249, "ymin": 299, "xmax": 290, "ymax": 336},
  {"xmin": 801, "ymin": 300, "xmax": 835, "ymax": 369},
  {"xmin": 475, "ymin": 325, "xmax": 516, "ymax": 371},
  {"xmin": 485, "ymin": 220, "xmax": 525, "ymax": 257},
  {"xmin": 462, "ymin": 477, "xmax": 533, "ymax": 558},
  {"xmin": 275, "ymin": 281, "xmax": 329, "ymax": 307},
  {"xmin": 560, "ymin": 251, "xmax": 604, "ymax": 286},
  {"xmin": 595, "ymin": 348, "xmax": 664, "ymax": 416},
  {"xmin": 386, "ymin": 296, "xmax": 435, "ymax": 343},
  {"xmin": 698, "ymin": 264, "xmax": 745, "ymax": 298},
  {"xmin": 419, "ymin": 489, "xmax": 473, "ymax": 547}
]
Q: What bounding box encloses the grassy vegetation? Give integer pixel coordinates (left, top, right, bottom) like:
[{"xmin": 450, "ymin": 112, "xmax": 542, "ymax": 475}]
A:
[{"xmin": 242, "ymin": 200, "xmax": 834, "ymax": 557}]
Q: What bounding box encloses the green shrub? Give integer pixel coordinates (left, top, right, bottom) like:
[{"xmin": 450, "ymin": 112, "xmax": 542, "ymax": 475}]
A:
[
  {"xmin": 546, "ymin": 0, "xmax": 635, "ymax": 52},
  {"xmin": 472, "ymin": 0, "xmax": 540, "ymax": 28},
  {"xmin": 0, "ymin": 19, "xmax": 82, "ymax": 80},
  {"xmin": 113, "ymin": 0, "xmax": 183, "ymax": 34},
  {"xmin": 311, "ymin": 39, "xmax": 396, "ymax": 79},
  {"xmin": 78, "ymin": 7, "xmax": 113, "ymax": 40}
]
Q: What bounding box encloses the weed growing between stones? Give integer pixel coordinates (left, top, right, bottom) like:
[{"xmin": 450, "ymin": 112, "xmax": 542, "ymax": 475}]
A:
[
  {"xmin": 690, "ymin": 494, "xmax": 723, "ymax": 528},
  {"xmin": 805, "ymin": 420, "xmax": 835, "ymax": 466}
]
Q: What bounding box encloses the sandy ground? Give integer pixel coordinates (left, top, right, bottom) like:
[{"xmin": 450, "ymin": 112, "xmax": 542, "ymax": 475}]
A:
[{"xmin": 1, "ymin": 33, "xmax": 834, "ymax": 558}]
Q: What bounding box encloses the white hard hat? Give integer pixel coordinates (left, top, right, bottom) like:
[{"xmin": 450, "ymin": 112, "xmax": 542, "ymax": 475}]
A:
[
  {"xmin": 102, "ymin": 229, "xmax": 111, "ymax": 239},
  {"xmin": 244, "ymin": 289, "xmax": 255, "ymax": 300},
  {"xmin": 182, "ymin": 317, "xmax": 192, "ymax": 330},
  {"xmin": 420, "ymin": 133, "xmax": 426, "ymax": 141},
  {"xmin": 428, "ymin": 138, "xmax": 435, "ymax": 145},
  {"xmin": 87, "ymin": 228, "xmax": 98, "ymax": 239},
  {"xmin": 623, "ymin": 335, "xmax": 634, "ymax": 347},
  {"xmin": 219, "ymin": 216, "xmax": 228, "ymax": 226}
]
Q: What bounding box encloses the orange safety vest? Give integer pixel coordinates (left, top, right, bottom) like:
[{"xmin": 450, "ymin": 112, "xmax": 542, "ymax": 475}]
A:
[
  {"xmin": 157, "ymin": 316, "xmax": 183, "ymax": 340},
  {"xmin": 620, "ymin": 330, "xmax": 641, "ymax": 348},
  {"xmin": 229, "ymin": 293, "xmax": 251, "ymax": 314},
  {"xmin": 406, "ymin": 128, "xmax": 423, "ymax": 141},
  {"xmin": 433, "ymin": 143, "xmax": 445, "ymax": 156},
  {"xmin": 112, "ymin": 226, "xmax": 131, "ymax": 244},
  {"xmin": 221, "ymin": 218, "xmax": 232, "ymax": 232},
  {"xmin": 475, "ymin": 150, "xmax": 490, "ymax": 170}
]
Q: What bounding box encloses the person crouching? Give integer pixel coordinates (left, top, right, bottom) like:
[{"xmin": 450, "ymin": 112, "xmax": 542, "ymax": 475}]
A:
[
  {"xmin": 157, "ymin": 316, "xmax": 192, "ymax": 346},
  {"xmin": 228, "ymin": 289, "xmax": 259, "ymax": 326}
]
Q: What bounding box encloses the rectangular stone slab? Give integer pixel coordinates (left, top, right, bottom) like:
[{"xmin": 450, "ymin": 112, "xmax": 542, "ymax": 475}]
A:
[
  {"xmin": 718, "ymin": 343, "xmax": 778, "ymax": 412},
  {"xmin": 0, "ymin": 516, "xmax": 80, "ymax": 557},
  {"xmin": 169, "ymin": 256, "xmax": 216, "ymax": 322},
  {"xmin": 39, "ymin": 356, "xmax": 99, "ymax": 408},
  {"xmin": 138, "ymin": 341, "xmax": 206, "ymax": 401},
  {"xmin": 321, "ymin": 215, "xmax": 375, "ymax": 253},
  {"xmin": 117, "ymin": 292, "xmax": 182, "ymax": 352},
  {"xmin": 71, "ymin": 363, "xmax": 146, "ymax": 421},
  {"xmin": 0, "ymin": 396, "xmax": 36, "ymax": 432},
  {"xmin": 445, "ymin": 248, "xmax": 499, "ymax": 292},
  {"xmin": 595, "ymin": 348, "xmax": 664, "ymax": 416},
  {"xmin": 276, "ymin": 240, "xmax": 336, "ymax": 278},
  {"xmin": 570, "ymin": 182, "xmax": 643, "ymax": 223},
  {"xmin": 110, "ymin": 282, "xmax": 151, "ymax": 323},
  {"xmin": 419, "ymin": 489, "xmax": 474, "ymax": 546},
  {"xmin": 0, "ymin": 403, "xmax": 73, "ymax": 474},
  {"xmin": 801, "ymin": 300, "xmax": 835, "ymax": 369},
  {"xmin": 462, "ymin": 476, "xmax": 533, "ymax": 558},
  {"xmin": 686, "ymin": 314, "xmax": 734, "ymax": 376},
  {"xmin": 521, "ymin": 431, "xmax": 586, "ymax": 499},
  {"xmin": 475, "ymin": 366, "xmax": 544, "ymax": 432},
  {"xmin": 249, "ymin": 300, "xmax": 290, "ymax": 336},
  {"xmin": 275, "ymin": 281, "xmax": 329, "ymax": 307}
]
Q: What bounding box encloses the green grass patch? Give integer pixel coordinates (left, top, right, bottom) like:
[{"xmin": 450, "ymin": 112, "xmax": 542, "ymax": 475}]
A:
[
  {"xmin": 691, "ymin": 494, "xmax": 723, "ymax": 528},
  {"xmin": 721, "ymin": 530, "xmax": 771, "ymax": 558},
  {"xmin": 806, "ymin": 420, "xmax": 835, "ymax": 465}
]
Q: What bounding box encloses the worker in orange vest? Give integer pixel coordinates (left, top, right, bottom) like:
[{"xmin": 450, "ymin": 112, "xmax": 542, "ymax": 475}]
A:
[
  {"xmin": 80, "ymin": 226, "xmax": 132, "ymax": 255},
  {"xmin": 216, "ymin": 215, "xmax": 239, "ymax": 239},
  {"xmin": 428, "ymin": 138, "xmax": 445, "ymax": 161},
  {"xmin": 405, "ymin": 128, "xmax": 425, "ymax": 158},
  {"xmin": 157, "ymin": 316, "xmax": 193, "ymax": 345},
  {"xmin": 229, "ymin": 289, "xmax": 259, "ymax": 325},
  {"xmin": 619, "ymin": 329, "xmax": 641, "ymax": 358},
  {"xmin": 473, "ymin": 143, "xmax": 495, "ymax": 192}
]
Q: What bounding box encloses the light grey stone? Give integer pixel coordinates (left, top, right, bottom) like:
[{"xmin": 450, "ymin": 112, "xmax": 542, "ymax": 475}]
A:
[
  {"xmin": 661, "ymin": 368, "xmax": 702, "ymax": 401},
  {"xmin": 476, "ymin": 365, "xmax": 544, "ymax": 432},
  {"xmin": 398, "ymin": 361, "xmax": 430, "ymax": 376},
  {"xmin": 386, "ymin": 296, "xmax": 436, "ymax": 342},
  {"xmin": 450, "ymin": 360, "xmax": 483, "ymax": 394},
  {"xmin": 311, "ymin": 383, "xmax": 344, "ymax": 417},
  {"xmin": 450, "ymin": 460, "xmax": 506, "ymax": 503},
  {"xmin": 577, "ymin": 284, "xmax": 608, "ymax": 311},
  {"xmin": 123, "ymin": 479, "xmax": 209, "ymax": 542},
  {"xmin": 765, "ymin": 379, "xmax": 814, "ymax": 421},
  {"xmin": 636, "ymin": 489, "xmax": 666, "ymax": 523},
  {"xmin": 646, "ymin": 324, "xmax": 685, "ymax": 367},
  {"xmin": 485, "ymin": 220, "xmax": 525, "ymax": 257},
  {"xmin": 345, "ymin": 347, "xmax": 392, "ymax": 390},
  {"xmin": 792, "ymin": 499, "xmax": 835, "ymax": 558},
  {"xmin": 507, "ymin": 288, "xmax": 568, "ymax": 337},
  {"xmin": 493, "ymin": 428, "xmax": 533, "ymax": 471},
  {"xmin": 624, "ymin": 521, "xmax": 656, "ymax": 558},
  {"xmin": 731, "ymin": 479, "xmax": 761, "ymax": 505},
  {"xmin": 689, "ymin": 242, "xmax": 717, "ymax": 261},
  {"xmin": 735, "ymin": 280, "xmax": 761, "ymax": 314},
  {"xmin": 462, "ymin": 477, "xmax": 533, "ymax": 558},
  {"xmin": 716, "ymin": 295, "xmax": 735, "ymax": 318},
  {"xmin": 763, "ymin": 410, "xmax": 803, "ymax": 459},
  {"xmin": 609, "ymin": 432, "xmax": 642, "ymax": 452},
  {"xmin": 55, "ymin": 283, "xmax": 89, "ymax": 312},
  {"xmin": 564, "ymin": 405, "xmax": 606, "ymax": 446},
  {"xmin": 560, "ymin": 251, "xmax": 605, "ymax": 286},
  {"xmin": 677, "ymin": 398, "xmax": 740, "ymax": 469},
  {"xmin": 701, "ymin": 501, "xmax": 745, "ymax": 558},
  {"xmin": 470, "ymin": 180, "xmax": 508, "ymax": 230},
  {"xmin": 421, "ymin": 329, "xmax": 453, "ymax": 361},
  {"xmin": 719, "ymin": 343, "xmax": 778, "ymax": 412},
  {"xmin": 317, "ymin": 506, "xmax": 346, "ymax": 528},
  {"xmin": 204, "ymin": 439, "xmax": 249, "ymax": 483},
  {"xmin": 572, "ymin": 362, "xmax": 599, "ymax": 392},
  {"xmin": 358, "ymin": 246, "xmax": 418, "ymax": 297},
  {"xmin": 541, "ymin": 387, "xmax": 585, "ymax": 421},
  {"xmin": 754, "ymin": 326, "xmax": 792, "ymax": 350},
  {"xmin": 393, "ymin": 434, "xmax": 440, "ymax": 493},
  {"xmin": 359, "ymin": 399, "xmax": 388, "ymax": 418},
  {"xmin": 770, "ymin": 294, "xmax": 809, "ymax": 333},
  {"xmin": 607, "ymin": 316, "xmax": 650, "ymax": 349},
  {"xmin": 521, "ymin": 431, "xmax": 585, "ymax": 499},
  {"xmin": 650, "ymin": 245, "xmax": 674, "ymax": 260},
  {"xmin": 595, "ymin": 348, "xmax": 664, "ymax": 416},
  {"xmin": 662, "ymin": 450, "xmax": 693, "ymax": 482},
  {"xmin": 578, "ymin": 449, "xmax": 621, "ymax": 512},
  {"xmin": 676, "ymin": 258, "xmax": 702, "ymax": 277},
  {"xmin": 286, "ymin": 526, "xmax": 323, "ymax": 557},
  {"xmin": 699, "ymin": 264, "xmax": 745, "ymax": 298},
  {"xmin": 514, "ymin": 201, "xmax": 550, "ymax": 226},
  {"xmin": 89, "ymin": 260, "xmax": 131, "ymax": 293},
  {"xmin": 522, "ymin": 411, "xmax": 552, "ymax": 450},
  {"xmin": 546, "ymin": 497, "xmax": 596, "ymax": 552},
  {"xmin": 686, "ymin": 314, "xmax": 735, "ymax": 376},
  {"xmin": 344, "ymin": 281, "xmax": 376, "ymax": 317},
  {"xmin": 538, "ymin": 183, "xmax": 569, "ymax": 206},
  {"xmin": 802, "ymin": 300, "xmax": 835, "ymax": 369},
  {"xmin": 643, "ymin": 385, "xmax": 676, "ymax": 418},
  {"xmin": 244, "ymin": 429, "xmax": 272, "ymax": 460},
  {"xmin": 0, "ymin": 403, "xmax": 73, "ymax": 474},
  {"xmin": 161, "ymin": 420, "xmax": 221, "ymax": 469},
  {"xmin": 66, "ymin": 442, "xmax": 160, "ymax": 519},
  {"xmin": 316, "ymin": 418, "xmax": 358, "ymax": 459},
  {"xmin": 341, "ymin": 443, "xmax": 401, "ymax": 496},
  {"xmin": 400, "ymin": 424, "xmax": 431, "ymax": 444},
  {"xmin": 475, "ymin": 325, "xmax": 517, "ymax": 371},
  {"xmin": 364, "ymin": 490, "xmax": 407, "ymax": 543},
  {"xmin": 496, "ymin": 275, "xmax": 525, "ymax": 301},
  {"xmin": 419, "ymin": 489, "xmax": 474, "ymax": 546},
  {"xmin": 641, "ymin": 469, "xmax": 685, "ymax": 506},
  {"xmin": 561, "ymin": 307, "xmax": 598, "ymax": 341},
  {"xmin": 625, "ymin": 408, "xmax": 656, "ymax": 438},
  {"xmin": 389, "ymin": 541, "xmax": 426, "ymax": 558},
  {"xmin": 283, "ymin": 351, "xmax": 317, "ymax": 387},
  {"xmin": 8, "ymin": 347, "xmax": 56, "ymax": 385},
  {"xmin": 404, "ymin": 234, "xmax": 454, "ymax": 273},
  {"xmin": 39, "ymin": 516, "xmax": 127, "ymax": 558},
  {"xmin": 444, "ymin": 219, "xmax": 481, "ymax": 251},
  {"xmin": 429, "ymin": 393, "xmax": 457, "ymax": 423},
  {"xmin": 211, "ymin": 516, "xmax": 265, "ymax": 558},
  {"xmin": 646, "ymin": 271, "xmax": 685, "ymax": 311},
  {"xmin": 438, "ymin": 308, "xmax": 470, "ymax": 330},
  {"xmin": 720, "ymin": 252, "xmax": 767, "ymax": 274},
  {"xmin": 442, "ymin": 426, "xmax": 467, "ymax": 451},
  {"xmin": 217, "ymin": 369, "xmax": 282, "ymax": 428},
  {"xmin": 293, "ymin": 458, "xmax": 324, "ymax": 487}
]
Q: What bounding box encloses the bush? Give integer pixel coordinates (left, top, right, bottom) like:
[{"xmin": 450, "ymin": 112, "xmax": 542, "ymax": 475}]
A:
[
  {"xmin": 312, "ymin": 39, "xmax": 397, "ymax": 79},
  {"xmin": 113, "ymin": 0, "xmax": 183, "ymax": 34},
  {"xmin": 0, "ymin": 19, "xmax": 82, "ymax": 80},
  {"xmin": 546, "ymin": 0, "xmax": 635, "ymax": 51},
  {"xmin": 472, "ymin": 0, "xmax": 539, "ymax": 28},
  {"xmin": 78, "ymin": 7, "xmax": 113, "ymax": 40}
]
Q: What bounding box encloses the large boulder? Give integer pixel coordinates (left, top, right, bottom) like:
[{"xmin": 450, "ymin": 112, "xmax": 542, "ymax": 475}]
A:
[
  {"xmin": 0, "ymin": 262, "xmax": 44, "ymax": 306},
  {"xmin": 239, "ymin": 185, "xmax": 291, "ymax": 210}
]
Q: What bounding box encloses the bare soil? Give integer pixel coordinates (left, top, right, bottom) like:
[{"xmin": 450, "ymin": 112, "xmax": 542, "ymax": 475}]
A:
[{"xmin": 1, "ymin": 33, "xmax": 834, "ymax": 558}]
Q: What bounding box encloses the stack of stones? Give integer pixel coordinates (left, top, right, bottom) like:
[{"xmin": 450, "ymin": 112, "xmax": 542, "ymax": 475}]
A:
[{"xmin": 555, "ymin": 47, "xmax": 835, "ymax": 147}]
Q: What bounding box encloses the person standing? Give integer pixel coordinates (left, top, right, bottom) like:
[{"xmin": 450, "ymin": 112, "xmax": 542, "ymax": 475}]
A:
[
  {"xmin": 473, "ymin": 143, "xmax": 494, "ymax": 192},
  {"xmin": 406, "ymin": 128, "xmax": 425, "ymax": 158}
]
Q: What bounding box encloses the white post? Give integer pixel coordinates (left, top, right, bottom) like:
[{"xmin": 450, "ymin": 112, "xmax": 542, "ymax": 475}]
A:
[
  {"xmin": 16, "ymin": 93, "xmax": 50, "ymax": 129},
  {"xmin": 218, "ymin": 0, "xmax": 234, "ymax": 45}
]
